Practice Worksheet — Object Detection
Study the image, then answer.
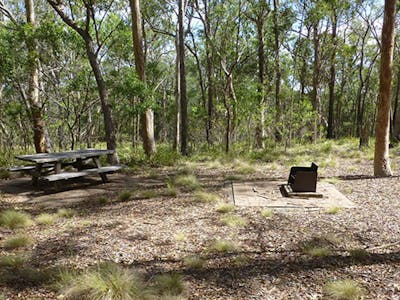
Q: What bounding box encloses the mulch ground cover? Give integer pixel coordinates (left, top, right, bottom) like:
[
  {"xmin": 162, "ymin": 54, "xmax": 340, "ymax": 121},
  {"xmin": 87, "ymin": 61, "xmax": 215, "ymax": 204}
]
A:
[{"xmin": 1, "ymin": 156, "xmax": 400, "ymax": 299}]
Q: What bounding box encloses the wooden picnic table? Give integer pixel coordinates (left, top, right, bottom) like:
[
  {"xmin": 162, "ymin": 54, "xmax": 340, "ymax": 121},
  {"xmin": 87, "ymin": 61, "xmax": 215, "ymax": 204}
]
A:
[{"xmin": 15, "ymin": 149, "xmax": 122, "ymax": 185}]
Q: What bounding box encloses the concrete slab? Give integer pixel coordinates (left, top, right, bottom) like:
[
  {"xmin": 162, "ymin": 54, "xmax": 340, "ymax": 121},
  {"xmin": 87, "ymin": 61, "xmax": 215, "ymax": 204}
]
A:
[{"xmin": 225, "ymin": 181, "xmax": 355, "ymax": 210}]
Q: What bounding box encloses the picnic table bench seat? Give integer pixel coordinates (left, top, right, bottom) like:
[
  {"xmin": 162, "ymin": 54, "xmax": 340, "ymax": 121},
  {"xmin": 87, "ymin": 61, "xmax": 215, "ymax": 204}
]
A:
[
  {"xmin": 42, "ymin": 165, "xmax": 123, "ymax": 182},
  {"xmin": 9, "ymin": 163, "xmax": 54, "ymax": 172}
]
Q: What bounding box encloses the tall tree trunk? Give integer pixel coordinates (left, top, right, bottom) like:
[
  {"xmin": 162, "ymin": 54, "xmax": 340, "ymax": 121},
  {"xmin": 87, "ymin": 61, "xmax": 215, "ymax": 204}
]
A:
[
  {"xmin": 256, "ymin": 19, "xmax": 265, "ymax": 149},
  {"xmin": 25, "ymin": 0, "xmax": 49, "ymax": 153},
  {"xmin": 130, "ymin": 0, "xmax": 156, "ymax": 156},
  {"xmin": 173, "ymin": 30, "xmax": 181, "ymax": 152},
  {"xmin": 312, "ymin": 19, "xmax": 320, "ymax": 141},
  {"xmin": 178, "ymin": 0, "xmax": 188, "ymax": 155},
  {"xmin": 327, "ymin": 9, "xmax": 337, "ymax": 139},
  {"xmin": 204, "ymin": 0, "xmax": 214, "ymax": 145},
  {"xmin": 374, "ymin": 0, "xmax": 397, "ymax": 177},
  {"xmin": 273, "ymin": 0, "xmax": 281, "ymax": 142},
  {"xmin": 391, "ymin": 68, "xmax": 400, "ymax": 141}
]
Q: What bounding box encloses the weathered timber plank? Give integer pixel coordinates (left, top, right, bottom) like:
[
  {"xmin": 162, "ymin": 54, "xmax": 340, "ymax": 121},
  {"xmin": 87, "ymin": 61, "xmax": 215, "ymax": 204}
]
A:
[
  {"xmin": 16, "ymin": 149, "xmax": 114, "ymax": 164},
  {"xmin": 43, "ymin": 165, "xmax": 123, "ymax": 182}
]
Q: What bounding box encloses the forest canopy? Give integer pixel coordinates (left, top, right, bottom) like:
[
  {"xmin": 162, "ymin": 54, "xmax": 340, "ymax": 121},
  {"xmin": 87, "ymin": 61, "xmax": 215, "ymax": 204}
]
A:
[{"xmin": 0, "ymin": 0, "xmax": 399, "ymax": 158}]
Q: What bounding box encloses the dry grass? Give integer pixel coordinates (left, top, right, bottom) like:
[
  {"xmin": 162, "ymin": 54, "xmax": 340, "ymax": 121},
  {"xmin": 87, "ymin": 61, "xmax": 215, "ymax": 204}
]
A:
[{"xmin": 324, "ymin": 279, "xmax": 365, "ymax": 300}]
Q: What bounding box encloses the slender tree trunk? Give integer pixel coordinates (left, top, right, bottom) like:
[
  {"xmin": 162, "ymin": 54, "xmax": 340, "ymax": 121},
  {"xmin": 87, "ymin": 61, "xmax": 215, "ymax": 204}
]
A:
[
  {"xmin": 256, "ymin": 19, "xmax": 265, "ymax": 149},
  {"xmin": 327, "ymin": 9, "xmax": 337, "ymax": 139},
  {"xmin": 312, "ymin": 20, "xmax": 320, "ymax": 141},
  {"xmin": 173, "ymin": 30, "xmax": 181, "ymax": 151},
  {"xmin": 130, "ymin": 0, "xmax": 156, "ymax": 156},
  {"xmin": 374, "ymin": 0, "xmax": 397, "ymax": 177},
  {"xmin": 25, "ymin": 0, "xmax": 49, "ymax": 153},
  {"xmin": 273, "ymin": 0, "xmax": 281, "ymax": 142},
  {"xmin": 391, "ymin": 68, "xmax": 400, "ymax": 140},
  {"xmin": 204, "ymin": 1, "xmax": 214, "ymax": 145},
  {"xmin": 178, "ymin": 0, "xmax": 188, "ymax": 155}
]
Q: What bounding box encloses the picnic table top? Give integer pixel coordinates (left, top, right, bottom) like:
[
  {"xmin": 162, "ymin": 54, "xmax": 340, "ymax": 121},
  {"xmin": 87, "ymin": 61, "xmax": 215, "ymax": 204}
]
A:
[{"xmin": 16, "ymin": 149, "xmax": 114, "ymax": 164}]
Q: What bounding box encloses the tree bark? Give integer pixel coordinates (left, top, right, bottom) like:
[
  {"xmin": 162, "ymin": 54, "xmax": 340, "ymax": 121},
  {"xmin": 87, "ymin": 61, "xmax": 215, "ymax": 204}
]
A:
[
  {"xmin": 178, "ymin": 0, "xmax": 188, "ymax": 155},
  {"xmin": 273, "ymin": 0, "xmax": 281, "ymax": 142},
  {"xmin": 312, "ymin": 18, "xmax": 320, "ymax": 142},
  {"xmin": 374, "ymin": 0, "xmax": 397, "ymax": 177},
  {"xmin": 256, "ymin": 17, "xmax": 266, "ymax": 149},
  {"xmin": 25, "ymin": 0, "xmax": 49, "ymax": 153},
  {"xmin": 173, "ymin": 29, "xmax": 181, "ymax": 152},
  {"xmin": 130, "ymin": 0, "xmax": 156, "ymax": 157},
  {"xmin": 327, "ymin": 9, "xmax": 337, "ymax": 139},
  {"xmin": 391, "ymin": 68, "xmax": 400, "ymax": 141}
]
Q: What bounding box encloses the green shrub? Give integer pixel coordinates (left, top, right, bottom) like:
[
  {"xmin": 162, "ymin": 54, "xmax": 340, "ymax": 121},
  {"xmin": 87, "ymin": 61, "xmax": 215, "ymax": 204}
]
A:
[
  {"xmin": 155, "ymin": 273, "xmax": 186, "ymax": 297},
  {"xmin": 0, "ymin": 210, "xmax": 33, "ymax": 229},
  {"xmin": 0, "ymin": 169, "xmax": 10, "ymax": 180},
  {"xmin": 118, "ymin": 191, "xmax": 132, "ymax": 202},
  {"xmin": 2, "ymin": 234, "xmax": 32, "ymax": 250},
  {"xmin": 57, "ymin": 208, "xmax": 77, "ymax": 218},
  {"xmin": 0, "ymin": 254, "xmax": 28, "ymax": 269},
  {"xmin": 324, "ymin": 279, "xmax": 365, "ymax": 300},
  {"xmin": 97, "ymin": 197, "xmax": 109, "ymax": 205},
  {"xmin": 215, "ymin": 203, "xmax": 235, "ymax": 213},
  {"xmin": 36, "ymin": 213, "xmax": 58, "ymax": 225},
  {"xmin": 220, "ymin": 214, "xmax": 247, "ymax": 227},
  {"xmin": 58, "ymin": 262, "xmax": 152, "ymax": 300},
  {"xmin": 195, "ymin": 191, "xmax": 219, "ymax": 203}
]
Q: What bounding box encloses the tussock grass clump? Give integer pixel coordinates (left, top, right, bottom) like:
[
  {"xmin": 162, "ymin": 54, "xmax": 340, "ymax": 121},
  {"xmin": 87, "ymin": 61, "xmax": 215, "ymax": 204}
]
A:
[
  {"xmin": 36, "ymin": 213, "xmax": 59, "ymax": 225},
  {"xmin": 0, "ymin": 210, "xmax": 33, "ymax": 229},
  {"xmin": 141, "ymin": 190, "xmax": 157, "ymax": 199},
  {"xmin": 174, "ymin": 232, "xmax": 186, "ymax": 242},
  {"xmin": 326, "ymin": 207, "xmax": 341, "ymax": 214},
  {"xmin": 118, "ymin": 190, "xmax": 132, "ymax": 202},
  {"xmin": 0, "ymin": 254, "xmax": 28, "ymax": 269},
  {"xmin": 0, "ymin": 169, "xmax": 10, "ymax": 180},
  {"xmin": 58, "ymin": 262, "xmax": 152, "ymax": 300},
  {"xmin": 220, "ymin": 214, "xmax": 247, "ymax": 227},
  {"xmin": 97, "ymin": 197, "xmax": 109, "ymax": 204},
  {"xmin": 57, "ymin": 208, "xmax": 77, "ymax": 218},
  {"xmin": 163, "ymin": 186, "xmax": 178, "ymax": 197},
  {"xmin": 301, "ymin": 237, "xmax": 335, "ymax": 258},
  {"xmin": 211, "ymin": 240, "xmax": 237, "ymax": 253},
  {"xmin": 215, "ymin": 203, "xmax": 235, "ymax": 214},
  {"xmin": 183, "ymin": 255, "xmax": 205, "ymax": 269},
  {"xmin": 234, "ymin": 161, "xmax": 257, "ymax": 175},
  {"xmin": 2, "ymin": 234, "xmax": 32, "ymax": 250},
  {"xmin": 324, "ymin": 279, "xmax": 365, "ymax": 300},
  {"xmin": 349, "ymin": 248, "xmax": 369, "ymax": 260},
  {"xmin": 261, "ymin": 208, "xmax": 273, "ymax": 218},
  {"xmin": 155, "ymin": 273, "xmax": 186, "ymax": 297},
  {"xmin": 224, "ymin": 174, "xmax": 243, "ymax": 181},
  {"xmin": 195, "ymin": 191, "xmax": 219, "ymax": 203},
  {"xmin": 174, "ymin": 175, "xmax": 201, "ymax": 191}
]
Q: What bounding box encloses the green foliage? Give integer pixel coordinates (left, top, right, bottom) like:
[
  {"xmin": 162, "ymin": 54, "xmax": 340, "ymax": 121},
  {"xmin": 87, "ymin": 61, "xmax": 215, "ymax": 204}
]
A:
[
  {"xmin": 349, "ymin": 248, "xmax": 370, "ymax": 260},
  {"xmin": 58, "ymin": 262, "xmax": 152, "ymax": 300},
  {"xmin": 0, "ymin": 169, "xmax": 10, "ymax": 180},
  {"xmin": 2, "ymin": 234, "xmax": 32, "ymax": 250},
  {"xmin": 0, "ymin": 210, "xmax": 33, "ymax": 229},
  {"xmin": 300, "ymin": 236, "xmax": 335, "ymax": 257},
  {"xmin": 325, "ymin": 207, "xmax": 342, "ymax": 214},
  {"xmin": 0, "ymin": 255, "xmax": 28, "ymax": 269},
  {"xmin": 324, "ymin": 279, "xmax": 365, "ymax": 300}
]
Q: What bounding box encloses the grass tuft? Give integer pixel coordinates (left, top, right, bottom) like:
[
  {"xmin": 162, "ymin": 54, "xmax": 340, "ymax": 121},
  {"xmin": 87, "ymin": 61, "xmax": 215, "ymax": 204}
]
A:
[
  {"xmin": 183, "ymin": 255, "xmax": 205, "ymax": 269},
  {"xmin": 215, "ymin": 203, "xmax": 235, "ymax": 213},
  {"xmin": 261, "ymin": 208, "xmax": 273, "ymax": 218},
  {"xmin": 0, "ymin": 254, "xmax": 28, "ymax": 269},
  {"xmin": 0, "ymin": 210, "xmax": 33, "ymax": 229},
  {"xmin": 174, "ymin": 232, "xmax": 186, "ymax": 242},
  {"xmin": 349, "ymin": 248, "xmax": 370, "ymax": 260},
  {"xmin": 141, "ymin": 190, "xmax": 157, "ymax": 199},
  {"xmin": 325, "ymin": 279, "xmax": 365, "ymax": 300},
  {"xmin": 220, "ymin": 214, "xmax": 247, "ymax": 227},
  {"xmin": 97, "ymin": 197, "xmax": 109, "ymax": 205},
  {"xmin": 195, "ymin": 191, "xmax": 219, "ymax": 203},
  {"xmin": 155, "ymin": 273, "xmax": 186, "ymax": 297},
  {"xmin": 211, "ymin": 240, "xmax": 237, "ymax": 253},
  {"xmin": 118, "ymin": 191, "xmax": 132, "ymax": 202},
  {"xmin": 36, "ymin": 213, "xmax": 59, "ymax": 225},
  {"xmin": 301, "ymin": 237, "xmax": 335, "ymax": 258},
  {"xmin": 2, "ymin": 234, "xmax": 32, "ymax": 250},
  {"xmin": 58, "ymin": 261, "xmax": 152, "ymax": 300},
  {"xmin": 57, "ymin": 208, "xmax": 77, "ymax": 218},
  {"xmin": 174, "ymin": 175, "xmax": 201, "ymax": 191}
]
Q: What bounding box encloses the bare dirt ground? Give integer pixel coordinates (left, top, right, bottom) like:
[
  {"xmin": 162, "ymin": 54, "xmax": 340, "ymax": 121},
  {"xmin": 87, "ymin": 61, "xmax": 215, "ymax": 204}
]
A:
[{"xmin": 1, "ymin": 157, "xmax": 400, "ymax": 299}]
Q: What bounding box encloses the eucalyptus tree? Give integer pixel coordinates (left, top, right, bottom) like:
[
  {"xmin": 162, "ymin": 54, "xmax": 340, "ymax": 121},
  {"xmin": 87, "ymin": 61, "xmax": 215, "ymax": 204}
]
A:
[
  {"xmin": 46, "ymin": 0, "xmax": 119, "ymax": 163},
  {"xmin": 129, "ymin": 0, "xmax": 156, "ymax": 156},
  {"xmin": 374, "ymin": 0, "xmax": 397, "ymax": 177}
]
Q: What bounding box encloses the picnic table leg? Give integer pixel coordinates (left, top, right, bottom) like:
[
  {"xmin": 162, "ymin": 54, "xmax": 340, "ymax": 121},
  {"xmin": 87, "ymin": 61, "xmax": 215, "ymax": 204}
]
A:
[
  {"xmin": 93, "ymin": 157, "xmax": 108, "ymax": 183},
  {"xmin": 32, "ymin": 163, "xmax": 43, "ymax": 186}
]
